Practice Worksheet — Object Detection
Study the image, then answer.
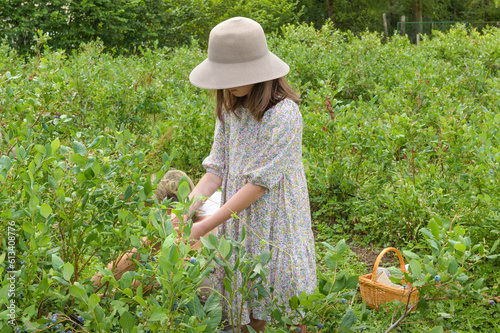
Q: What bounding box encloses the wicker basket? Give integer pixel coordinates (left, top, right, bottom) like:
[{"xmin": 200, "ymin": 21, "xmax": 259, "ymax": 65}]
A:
[{"xmin": 359, "ymin": 247, "xmax": 419, "ymax": 310}]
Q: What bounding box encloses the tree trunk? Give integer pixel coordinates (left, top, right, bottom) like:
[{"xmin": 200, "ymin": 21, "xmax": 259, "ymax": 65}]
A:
[
  {"xmin": 327, "ymin": 0, "xmax": 336, "ymax": 27},
  {"xmin": 485, "ymin": 0, "xmax": 490, "ymax": 21},
  {"xmin": 411, "ymin": 0, "xmax": 423, "ymax": 39},
  {"xmin": 411, "ymin": 0, "xmax": 422, "ymax": 23}
]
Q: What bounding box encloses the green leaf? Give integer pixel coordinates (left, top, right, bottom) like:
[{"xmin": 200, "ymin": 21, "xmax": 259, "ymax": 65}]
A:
[
  {"xmin": 220, "ymin": 238, "xmax": 231, "ymax": 258},
  {"xmin": 403, "ymin": 250, "xmax": 421, "ymax": 260},
  {"xmin": 88, "ymin": 294, "xmax": 100, "ymax": 311},
  {"xmin": 208, "ymin": 307, "xmax": 222, "ymax": 330},
  {"xmin": 124, "ymin": 185, "xmax": 133, "ymax": 200},
  {"xmin": 260, "ymin": 250, "xmax": 271, "ymax": 266},
  {"xmin": 336, "ymin": 239, "xmax": 347, "ymax": 254},
  {"xmin": 22, "ymin": 221, "xmax": 35, "ymax": 235},
  {"xmin": 119, "ymin": 311, "xmax": 135, "ymax": 333},
  {"xmin": 340, "ymin": 308, "xmax": 357, "ymax": 328},
  {"xmin": 130, "ymin": 235, "xmax": 142, "ymax": 248},
  {"xmin": 454, "ymin": 243, "xmax": 466, "ymax": 253},
  {"xmin": 409, "ymin": 260, "xmax": 422, "ymax": 280},
  {"xmin": 223, "ymin": 277, "xmax": 232, "ymax": 294},
  {"xmin": 40, "ymin": 203, "xmax": 52, "ymax": 218},
  {"xmin": 134, "ymin": 295, "xmax": 148, "ymax": 308},
  {"xmin": 200, "ymin": 236, "xmax": 214, "ymax": 250},
  {"xmin": 149, "ymin": 307, "xmax": 167, "ymax": 321},
  {"xmin": 204, "ymin": 293, "xmax": 220, "ymax": 313},
  {"xmin": 94, "ymin": 304, "xmax": 104, "ymax": 323},
  {"xmin": 289, "ymin": 295, "xmax": 299, "ymax": 309},
  {"xmin": 473, "ymin": 278, "xmax": 484, "ymax": 289},
  {"xmin": 28, "ymin": 195, "xmax": 39, "ymax": 213},
  {"xmin": 62, "ymin": 262, "xmax": 74, "ymax": 281},
  {"xmin": 429, "ymin": 219, "xmax": 440, "ymax": 239},
  {"xmin": 73, "ymin": 141, "xmax": 87, "ymax": 155},
  {"xmin": 429, "ymin": 326, "xmax": 443, "ymax": 333},
  {"xmin": 168, "ymin": 245, "xmax": 179, "ymax": 264},
  {"xmin": 69, "ymin": 284, "xmax": 87, "ymax": 301},
  {"xmin": 448, "ymin": 259, "xmax": 458, "ymax": 275},
  {"xmin": 50, "ymin": 138, "xmax": 60, "ymax": 153},
  {"xmin": 0, "ymin": 156, "xmax": 12, "ymax": 171},
  {"xmin": 490, "ymin": 239, "xmax": 500, "ymax": 253},
  {"xmin": 52, "ymin": 254, "xmax": 64, "ymax": 270},
  {"xmin": 177, "ymin": 178, "xmax": 190, "ymax": 201},
  {"xmin": 187, "ymin": 295, "xmax": 205, "ymax": 319}
]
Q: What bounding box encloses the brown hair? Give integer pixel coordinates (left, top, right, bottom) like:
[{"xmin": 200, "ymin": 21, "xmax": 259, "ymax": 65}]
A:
[
  {"xmin": 215, "ymin": 77, "xmax": 301, "ymax": 122},
  {"xmin": 153, "ymin": 170, "xmax": 201, "ymax": 221}
]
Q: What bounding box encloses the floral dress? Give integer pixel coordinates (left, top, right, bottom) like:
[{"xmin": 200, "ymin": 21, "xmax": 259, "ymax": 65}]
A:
[{"xmin": 202, "ymin": 98, "xmax": 317, "ymax": 324}]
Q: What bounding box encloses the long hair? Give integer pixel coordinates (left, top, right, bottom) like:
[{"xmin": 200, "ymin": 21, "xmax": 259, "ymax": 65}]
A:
[{"xmin": 215, "ymin": 77, "xmax": 301, "ymax": 123}]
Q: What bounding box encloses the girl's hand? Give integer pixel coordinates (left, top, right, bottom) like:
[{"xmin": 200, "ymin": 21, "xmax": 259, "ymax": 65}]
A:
[
  {"xmin": 171, "ymin": 214, "xmax": 189, "ymax": 228},
  {"xmin": 173, "ymin": 221, "xmax": 206, "ymax": 244},
  {"xmin": 189, "ymin": 222, "xmax": 207, "ymax": 241}
]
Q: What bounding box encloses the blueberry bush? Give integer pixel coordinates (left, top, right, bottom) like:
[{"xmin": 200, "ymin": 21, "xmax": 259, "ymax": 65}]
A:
[{"xmin": 1, "ymin": 23, "xmax": 499, "ymax": 332}]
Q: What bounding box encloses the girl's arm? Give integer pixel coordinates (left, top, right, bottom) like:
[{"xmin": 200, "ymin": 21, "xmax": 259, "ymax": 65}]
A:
[
  {"xmin": 187, "ymin": 172, "xmax": 223, "ymax": 213},
  {"xmin": 189, "ymin": 183, "xmax": 265, "ymax": 240}
]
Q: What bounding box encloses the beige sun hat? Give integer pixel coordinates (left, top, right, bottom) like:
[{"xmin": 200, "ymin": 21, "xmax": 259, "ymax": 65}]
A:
[{"xmin": 189, "ymin": 17, "xmax": 290, "ymax": 90}]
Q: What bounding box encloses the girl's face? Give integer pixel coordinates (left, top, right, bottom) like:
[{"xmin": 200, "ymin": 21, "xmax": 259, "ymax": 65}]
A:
[{"xmin": 227, "ymin": 84, "xmax": 254, "ymax": 97}]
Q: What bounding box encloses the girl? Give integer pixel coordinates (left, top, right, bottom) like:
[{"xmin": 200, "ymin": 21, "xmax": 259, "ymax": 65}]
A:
[
  {"xmin": 92, "ymin": 170, "xmax": 220, "ymax": 290},
  {"xmin": 186, "ymin": 17, "xmax": 317, "ymax": 333}
]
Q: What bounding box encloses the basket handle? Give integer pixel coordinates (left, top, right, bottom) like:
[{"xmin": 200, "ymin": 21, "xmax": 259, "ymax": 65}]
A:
[{"xmin": 370, "ymin": 247, "xmax": 407, "ymax": 282}]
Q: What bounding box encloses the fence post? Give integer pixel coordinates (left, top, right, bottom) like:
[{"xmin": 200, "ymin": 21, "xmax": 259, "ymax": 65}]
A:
[
  {"xmin": 400, "ymin": 16, "xmax": 406, "ymax": 36},
  {"xmin": 383, "ymin": 13, "xmax": 388, "ymax": 37}
]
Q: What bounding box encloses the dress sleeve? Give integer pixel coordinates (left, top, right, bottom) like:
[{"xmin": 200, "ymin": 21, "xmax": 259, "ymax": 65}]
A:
[
  {"xmin": 202, "ymin": 117, "xmax": 227, "ymax": 179},
  {"xmin": 242, "ymin": 99, "xmax": 302, "ymax": 189}
]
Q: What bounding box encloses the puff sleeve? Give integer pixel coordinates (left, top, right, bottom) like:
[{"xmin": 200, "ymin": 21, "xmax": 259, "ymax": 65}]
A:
[{"xmin": 242, "ymin": 100, "xmax": 302, "ymax": 189}]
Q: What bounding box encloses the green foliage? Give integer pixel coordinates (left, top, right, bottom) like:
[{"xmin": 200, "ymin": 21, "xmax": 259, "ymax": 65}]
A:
[{"xmin": 1, "ymin": 24, "xmax": 499, "ymax": 332}]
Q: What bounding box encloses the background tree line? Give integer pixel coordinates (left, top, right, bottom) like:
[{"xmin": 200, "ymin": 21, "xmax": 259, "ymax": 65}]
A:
[{"xmin": 1, "ymin": 0, "xmax": 499, "ymax": 54}]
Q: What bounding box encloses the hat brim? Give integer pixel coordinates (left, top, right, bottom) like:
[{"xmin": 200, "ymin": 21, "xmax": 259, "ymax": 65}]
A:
[{"xmin": 189, "ymin": 51, "xmax": 290, "ymax": 90}]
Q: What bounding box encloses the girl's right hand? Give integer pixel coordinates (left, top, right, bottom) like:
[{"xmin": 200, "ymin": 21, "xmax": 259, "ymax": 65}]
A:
[{"xmin": 170, "ymin": 214, "xmax": 189, "ymax": 228}]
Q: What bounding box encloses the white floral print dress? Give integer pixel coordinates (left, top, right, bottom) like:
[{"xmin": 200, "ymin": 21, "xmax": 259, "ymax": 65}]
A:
[{"xmin": 202, "ymin": 98, "xmax": 317, "ymax": 324}]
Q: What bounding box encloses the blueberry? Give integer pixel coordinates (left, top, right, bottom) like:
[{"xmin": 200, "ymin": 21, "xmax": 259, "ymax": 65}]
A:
[
  {"xmin": 78, "ymin": 315, "xmax": 84, "ymax": 323},
  {"xmin": 21, "ymin": 261, "xmax": 26, "ymax": 265},
  {"xmin": 139, "ymin": 311, "xmax": 143, "ymax": 316},
  {"xmin": 19, "ymin": 292, "xmax": 23, "ymax": 298},
  {"xmin": 317, "ymin": 323, "xmax": 324, "ymax": 329},
  {"xmin": 134, "ymin": 182, "xmax": 137, "ymax": 185},
  {"xmin": 296, "ymin": 328, "xmax": 300, "ymax": 332},
  {"xmin": 490, "ymin": 300, "xmax": 495, "ymax": 305},
  {"xmin": 55, "ymin": 324, "xmax": 61, "ymax": 329},
  {"xmin": 6, "ymin": 267, "xmax": 12, "ymax": 271},
  {"xmin": 151, "ymin": 256, "xmax": 156, "ymax": 262},
  {"xmin": 190, "ymin": 257, "xmax": 196, "ymax": 264},
  {"xmin": 15, "ymin": 329, "xmax": 20, "ymax": 332},
  {"xmin": 51, "ymin": 318, "xmax": 57, "ymax": 324},
  {"xmin": 434, "ymin": 275, "xmax": 441, "ymax": 282},
  {"xmin": 341, "ymin": 298, "xmax": 346, "ymax": 303},
  {"xmin": 146, "ymin": 329, "xmax": 151, "ymax": 333},
  {"xmin": 67, "ymin": 331, "xmax": 72, "ymax": 333}
]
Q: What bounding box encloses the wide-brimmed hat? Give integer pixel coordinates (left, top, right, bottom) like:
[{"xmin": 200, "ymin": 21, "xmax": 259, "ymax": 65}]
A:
[{"xmin": 189, "ymin": 17, "xmax": 290, "ymax": 90}]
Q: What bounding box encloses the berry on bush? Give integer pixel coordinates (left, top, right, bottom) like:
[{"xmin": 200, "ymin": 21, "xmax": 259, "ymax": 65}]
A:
[
  {"xmin": 317, "ymin": 323, "xmax": 324, "ymax": 329},
  {"xmin": 434, "ymin": 275, "xmax": 441, "ymax": 282},
  {"xmin": 489, "ymin": 300, "xmax": 495, "ymax": 305},
  {"xmin": 190, "ymin": 257, "xmax": 196, "ymax": 264},
  {"xmin": 341, "ymin": 298, "xmax": 346, "ymax": 303},
  {"xmin": 78, "ymin": 316, "xmax": 84, "ymax": 323}
]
